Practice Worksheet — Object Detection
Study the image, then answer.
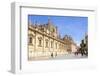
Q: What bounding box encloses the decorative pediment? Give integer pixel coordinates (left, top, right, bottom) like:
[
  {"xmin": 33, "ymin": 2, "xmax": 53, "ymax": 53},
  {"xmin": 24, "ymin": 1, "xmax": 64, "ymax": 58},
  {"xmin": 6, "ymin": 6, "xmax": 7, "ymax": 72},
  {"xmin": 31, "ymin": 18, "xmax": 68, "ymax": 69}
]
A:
[
  {"xmin": 28, "ymin": 34, "xmax": 34, "ymax": 37},
  {"xmin": 38, "ymin": 37, "xmax": 43, "ymax": 40},
  {"xmin": 45, "ymin": 39, "xmax": 49, "ymax": 41}
]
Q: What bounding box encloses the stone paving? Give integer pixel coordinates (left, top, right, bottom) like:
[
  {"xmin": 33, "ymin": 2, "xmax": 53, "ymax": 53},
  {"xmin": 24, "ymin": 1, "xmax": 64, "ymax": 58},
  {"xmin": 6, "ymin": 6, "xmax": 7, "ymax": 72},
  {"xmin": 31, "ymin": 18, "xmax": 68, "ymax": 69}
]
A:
[
  {"xmin": 28, "ymin": 53, "xmax": 87, "ymax": 61},
  {"xmin": 50, "ymin": 53, "xmax": 87, "ymax": 60}
]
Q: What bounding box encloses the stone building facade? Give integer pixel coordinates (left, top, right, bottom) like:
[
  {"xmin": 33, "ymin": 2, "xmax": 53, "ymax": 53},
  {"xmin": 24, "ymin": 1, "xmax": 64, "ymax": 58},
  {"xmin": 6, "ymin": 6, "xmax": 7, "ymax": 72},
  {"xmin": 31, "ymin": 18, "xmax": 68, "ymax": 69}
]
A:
[{"xmin": 28, "ymin": 19, "xmax": 77, "ymax": 60}]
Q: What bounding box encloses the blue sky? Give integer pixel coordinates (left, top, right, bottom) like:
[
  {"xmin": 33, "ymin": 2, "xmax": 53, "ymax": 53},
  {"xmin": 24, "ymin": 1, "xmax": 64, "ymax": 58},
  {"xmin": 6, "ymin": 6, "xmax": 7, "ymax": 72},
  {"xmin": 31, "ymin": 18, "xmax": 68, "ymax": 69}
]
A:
[{"xmin": 28, "ymin": 15, "xmax": 88, "ymax": 45}]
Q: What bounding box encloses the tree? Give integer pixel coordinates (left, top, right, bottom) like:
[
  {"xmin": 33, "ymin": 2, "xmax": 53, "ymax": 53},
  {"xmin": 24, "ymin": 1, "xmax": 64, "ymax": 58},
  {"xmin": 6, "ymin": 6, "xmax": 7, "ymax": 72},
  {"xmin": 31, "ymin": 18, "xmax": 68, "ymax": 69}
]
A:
[{"xmin": 79, "ymin": 38, "xmax": 88, "ymax": 56}]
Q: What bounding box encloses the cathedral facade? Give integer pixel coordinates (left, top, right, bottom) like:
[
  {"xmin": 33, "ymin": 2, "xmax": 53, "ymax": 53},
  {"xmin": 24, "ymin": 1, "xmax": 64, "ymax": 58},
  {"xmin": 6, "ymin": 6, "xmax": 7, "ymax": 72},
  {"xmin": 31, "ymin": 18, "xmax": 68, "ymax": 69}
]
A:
[{"xmin": 28, "ymin": 19, "xmax": 77, "ymax": 60}]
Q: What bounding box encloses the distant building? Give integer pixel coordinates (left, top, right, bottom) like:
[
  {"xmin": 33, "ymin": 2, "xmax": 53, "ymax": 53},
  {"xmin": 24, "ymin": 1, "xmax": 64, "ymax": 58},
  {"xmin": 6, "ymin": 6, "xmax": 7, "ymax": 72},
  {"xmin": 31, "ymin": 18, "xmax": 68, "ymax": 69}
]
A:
[{"xmin": 28, "ymin": 19, "xmax": 77, "ymax": 60}]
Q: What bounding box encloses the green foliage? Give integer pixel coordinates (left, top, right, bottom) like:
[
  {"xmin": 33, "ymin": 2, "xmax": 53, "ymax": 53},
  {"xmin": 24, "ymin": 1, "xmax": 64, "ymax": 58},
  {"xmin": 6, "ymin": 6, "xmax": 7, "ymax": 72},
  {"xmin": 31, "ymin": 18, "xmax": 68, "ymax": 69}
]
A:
[{"xmin": 79, "ymin": 39, "xmax": 88, "ymax": 56}]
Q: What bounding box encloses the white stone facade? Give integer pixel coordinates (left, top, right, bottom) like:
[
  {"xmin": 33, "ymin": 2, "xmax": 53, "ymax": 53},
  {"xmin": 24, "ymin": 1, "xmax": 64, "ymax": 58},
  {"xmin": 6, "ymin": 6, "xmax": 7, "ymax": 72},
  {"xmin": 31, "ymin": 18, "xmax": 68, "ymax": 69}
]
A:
[{"xmin": 28, "ymin": 20, "xmax": 77, "ymax": 60}]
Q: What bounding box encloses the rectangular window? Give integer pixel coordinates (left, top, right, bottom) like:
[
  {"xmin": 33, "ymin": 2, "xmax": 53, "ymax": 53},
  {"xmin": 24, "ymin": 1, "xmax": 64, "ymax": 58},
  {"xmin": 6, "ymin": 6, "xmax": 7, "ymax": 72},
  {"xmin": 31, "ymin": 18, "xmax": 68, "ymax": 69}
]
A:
[
  {"xmin": 29, "ymin": 37, "xmax": 32, "ymax": 44},
  {"xmin": 51, "ymin": 41, "xmax": 53, "ymax": 48},
  {"xmin": 38, "ymin": 39, "xmax": 42, "ymax": 47},
  {"xmin": 55, "ymin": 43, "xmax": 57, "ymax": 49},
  {"xmin": 45, "ymin": 41, "xmax": 48, "ymax": 48}
]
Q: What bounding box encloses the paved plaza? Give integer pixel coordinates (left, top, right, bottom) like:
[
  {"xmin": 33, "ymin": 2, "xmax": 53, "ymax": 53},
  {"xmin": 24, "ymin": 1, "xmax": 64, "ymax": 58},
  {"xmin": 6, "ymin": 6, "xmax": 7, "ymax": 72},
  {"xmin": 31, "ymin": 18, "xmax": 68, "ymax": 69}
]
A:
[
  {"xmin": 49, "ymin": 53, "xmax": 87, "ymax": 60},
  {"xmin": 29, "ymin": 53, "xmax": 87, "ymax": 61}
]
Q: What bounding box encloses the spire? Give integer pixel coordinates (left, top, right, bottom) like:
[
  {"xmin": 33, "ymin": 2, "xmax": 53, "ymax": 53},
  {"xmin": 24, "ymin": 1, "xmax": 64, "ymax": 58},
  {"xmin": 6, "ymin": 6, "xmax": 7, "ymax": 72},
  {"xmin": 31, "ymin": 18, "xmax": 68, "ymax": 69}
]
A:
[
  {"xmin": 56, "ymin": 26, "xmax": 58, "ymax": 33},
  {"xmin": 48, "ymin": 17, "xmax": 52, "ymax": 25}
]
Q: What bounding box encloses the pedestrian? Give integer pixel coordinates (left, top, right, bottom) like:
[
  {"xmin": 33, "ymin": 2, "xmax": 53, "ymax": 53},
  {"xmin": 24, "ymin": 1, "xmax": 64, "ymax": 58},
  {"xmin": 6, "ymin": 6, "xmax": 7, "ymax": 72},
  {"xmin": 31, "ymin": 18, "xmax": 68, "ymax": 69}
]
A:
[{"xmin": 51, "ymin": 53, "xmax": 53, "ymax": 58}]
